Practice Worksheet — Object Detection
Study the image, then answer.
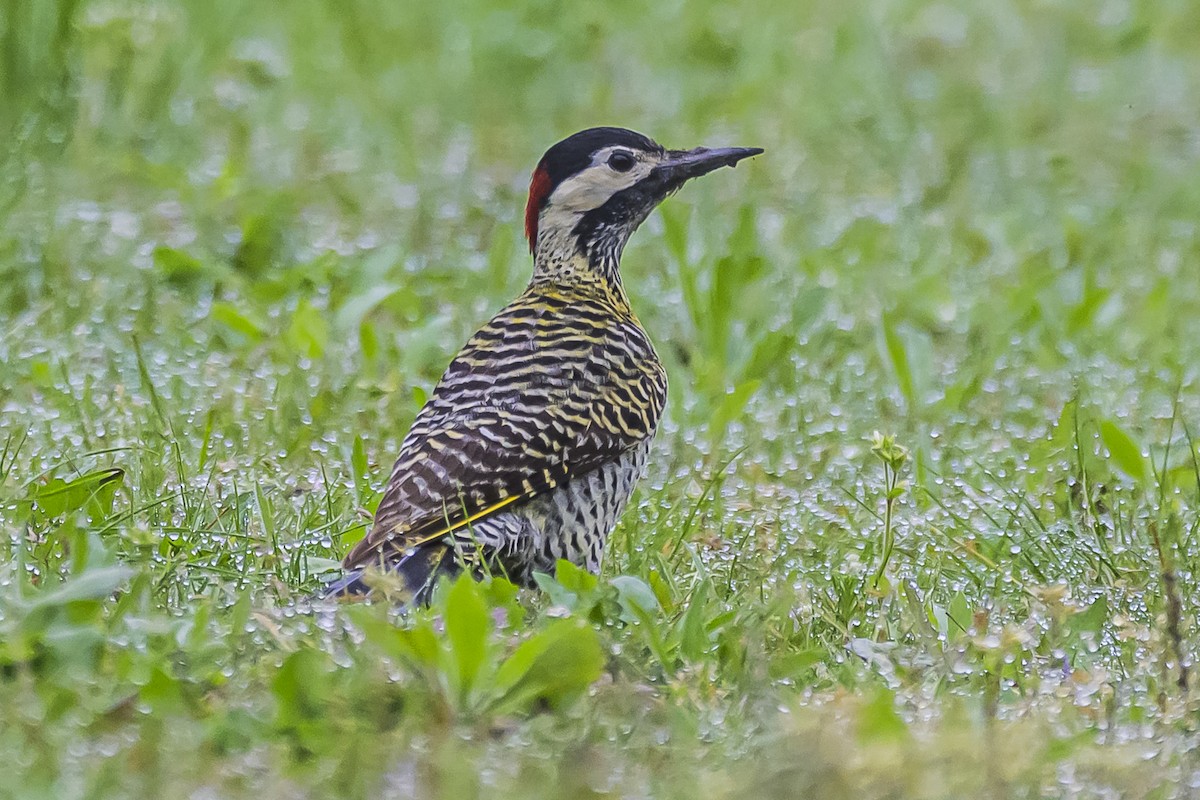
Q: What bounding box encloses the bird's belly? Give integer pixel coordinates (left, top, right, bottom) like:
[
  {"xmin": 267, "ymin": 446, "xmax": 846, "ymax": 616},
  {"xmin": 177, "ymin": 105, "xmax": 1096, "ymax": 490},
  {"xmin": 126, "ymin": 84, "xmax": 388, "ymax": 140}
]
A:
[{"xmin": 462, "ymin": 440, "xmax": 652, "ymax": 586}]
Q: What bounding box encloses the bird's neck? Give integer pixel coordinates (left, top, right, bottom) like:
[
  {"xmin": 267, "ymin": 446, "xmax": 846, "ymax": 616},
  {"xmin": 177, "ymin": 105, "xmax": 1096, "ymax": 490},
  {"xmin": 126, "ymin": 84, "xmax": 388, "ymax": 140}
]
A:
[{"xmin": 529, "ymin": 227, "xmax": 630, "ymax": 310}]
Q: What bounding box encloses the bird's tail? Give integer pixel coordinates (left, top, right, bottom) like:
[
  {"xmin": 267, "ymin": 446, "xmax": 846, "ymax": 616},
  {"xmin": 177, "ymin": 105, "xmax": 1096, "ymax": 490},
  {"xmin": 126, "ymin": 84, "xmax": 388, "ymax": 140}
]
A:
[{"xmin": 320, "ymin": 542, "xmax": 461, "ymax": 605}]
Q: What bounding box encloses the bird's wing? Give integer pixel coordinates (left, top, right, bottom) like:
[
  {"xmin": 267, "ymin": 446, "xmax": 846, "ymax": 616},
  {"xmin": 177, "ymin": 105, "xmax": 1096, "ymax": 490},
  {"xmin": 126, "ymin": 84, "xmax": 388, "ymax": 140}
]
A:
[{"xmin": 342, "ymin": 293, "xmax": 667, "ymax": 570}]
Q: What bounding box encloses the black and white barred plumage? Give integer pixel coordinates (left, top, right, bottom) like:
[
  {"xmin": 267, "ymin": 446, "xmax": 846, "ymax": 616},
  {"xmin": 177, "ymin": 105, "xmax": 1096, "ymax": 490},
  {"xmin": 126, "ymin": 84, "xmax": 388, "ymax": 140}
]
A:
[{"xmin": 329, "ymin": 128, "xmax": 761, "ymax": 601}]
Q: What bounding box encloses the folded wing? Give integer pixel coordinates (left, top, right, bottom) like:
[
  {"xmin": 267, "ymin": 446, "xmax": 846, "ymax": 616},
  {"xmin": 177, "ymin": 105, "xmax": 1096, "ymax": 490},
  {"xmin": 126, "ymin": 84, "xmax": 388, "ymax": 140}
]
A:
[{"xmin": 343, "ymin": 292, "xmax": 667, "ymax": 570}]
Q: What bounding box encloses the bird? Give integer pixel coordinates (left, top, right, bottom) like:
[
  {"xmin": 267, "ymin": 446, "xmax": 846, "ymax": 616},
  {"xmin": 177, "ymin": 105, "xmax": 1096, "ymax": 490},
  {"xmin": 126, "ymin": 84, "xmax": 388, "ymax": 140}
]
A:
[{"xmin": 325, "ymin": 127, "xmax": 762, "ymax": 602}]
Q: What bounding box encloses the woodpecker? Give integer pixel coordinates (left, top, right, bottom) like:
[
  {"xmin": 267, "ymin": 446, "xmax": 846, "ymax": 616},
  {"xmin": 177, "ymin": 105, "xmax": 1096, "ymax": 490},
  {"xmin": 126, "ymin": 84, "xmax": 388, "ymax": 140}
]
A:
[{"xmin": 327, "ymin": 127, "xmax": 762, "ymax": 601}]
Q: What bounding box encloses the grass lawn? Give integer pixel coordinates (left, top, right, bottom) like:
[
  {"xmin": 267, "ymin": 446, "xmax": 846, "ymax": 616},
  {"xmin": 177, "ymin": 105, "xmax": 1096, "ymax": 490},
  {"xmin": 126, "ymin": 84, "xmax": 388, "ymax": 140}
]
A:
[{"xmin": 3, "ymin": 0, "xmax": 1200, "ymax": 797}]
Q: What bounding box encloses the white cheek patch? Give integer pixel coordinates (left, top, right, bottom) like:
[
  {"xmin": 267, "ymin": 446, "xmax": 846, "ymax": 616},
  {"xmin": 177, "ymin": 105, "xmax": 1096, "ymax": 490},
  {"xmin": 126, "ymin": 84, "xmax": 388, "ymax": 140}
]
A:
[
  {"xmin": 543, "ymin": 147, "xmax": 657, "ymax": 219},
  {"xmin": 535, "ymin": 148, "xmax": 664, "ymax": 249},
  {"xmin": 548, "ymin": 168, "xmax": 645, "ymax": 214}
]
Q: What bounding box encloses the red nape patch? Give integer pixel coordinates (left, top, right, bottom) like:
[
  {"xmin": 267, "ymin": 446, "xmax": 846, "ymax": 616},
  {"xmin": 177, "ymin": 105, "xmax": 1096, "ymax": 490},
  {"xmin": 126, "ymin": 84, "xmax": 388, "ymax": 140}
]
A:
[{"xmin": 524, "ymin": 165, "xmax": 552, "ymax": 252}]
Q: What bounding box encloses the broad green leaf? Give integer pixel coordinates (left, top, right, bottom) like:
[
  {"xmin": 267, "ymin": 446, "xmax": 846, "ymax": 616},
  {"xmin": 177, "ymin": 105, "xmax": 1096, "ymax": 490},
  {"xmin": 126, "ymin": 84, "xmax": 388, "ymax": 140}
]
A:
[
  {"xmin": 445, "ymin": 575, "xmax": 491, "ymax": 700},
  {"xmin": 140, "ymin": 664, "xmax": 187, "ymax": 713},
  {"xmin": 611, "ymin": 575, "xmax": 660, "ymax": 624},
  {"xmin": 397, "ymin": 621, "xmax": 443, "ymax": 669},
  {"xmin": 479, "ymin": 576, "xmax": 523, "ymax": 624},
  {"xmin": 554, "ymin": 559, "xmax": 598, "ymax": 595},
  {"xmin": 31, "ymin": 467, "xmax": 124, "ymax": 518},
  {"xmin": 1099, "ymin": 419, "xmax": 1148, "ymax": 484},
  {"xmin": 679, "ymin": 578, "xmax": 712, "ymax": 662},
  {"xmin": 349, "ymin": 605, "xmax": 443, "ymax": 672},
  {"xmin": 947, "ymin": 592, "xmax": 972, "ymax": 636},
  {"xmin": 537, "ymin": 561, "xmax": 599, "ymax": 614},
  {"xmin": 532, "ymin": 571, "xmax": 569, "ymax": 604},
  {"xmin": 287, "ymin": 299, "xmax": 329, "ymax": 358},
  {"xmin": 305, "ymin": 557, "xmax": 342, "ymax": 577},
  {"xmin": 273, "ymin": 648, "xmax": 327, "ymax": 726},
  {"xmin": 647, "ymin": 567, "xmax": 675, "ymax": 612},
  {"xmin": 490, "ymin": 620, "xmax": 604, "ymax": 714},
  {"xmin": 233, "ymin": 211, "xmax": 285, "ymax": 277},
  {"xmin": 153, "ymin": 245, "xmax": 208, "ymax": 284},
  {"xmin": 767, "ymin": 648, "xmax": 826, "ymax": 680},
  {"xmin": 858, "ymin": 686, "xmax": 910, "ymax": 742},
  {"xmin": 210, "ymin": 302, "xmax": 266, "ymax": 340},
  {"xmin": 26, "ymin": 565, "xmax": 134, "ymax": 612}
]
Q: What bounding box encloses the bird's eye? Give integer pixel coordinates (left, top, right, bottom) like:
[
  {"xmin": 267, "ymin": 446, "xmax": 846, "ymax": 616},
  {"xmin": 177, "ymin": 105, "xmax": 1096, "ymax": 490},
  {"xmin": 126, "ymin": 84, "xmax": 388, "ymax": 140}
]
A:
[{"xmin": 607, "ymin": 151, "xmax": 636, "ymax": 172}]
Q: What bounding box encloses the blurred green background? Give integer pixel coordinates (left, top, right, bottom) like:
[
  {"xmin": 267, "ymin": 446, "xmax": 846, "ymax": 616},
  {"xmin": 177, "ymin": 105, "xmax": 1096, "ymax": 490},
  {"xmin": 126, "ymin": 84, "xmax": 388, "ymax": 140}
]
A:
[{"xmin": 3, "ymin": 0, "xmax": 1200, "ymax": 798}]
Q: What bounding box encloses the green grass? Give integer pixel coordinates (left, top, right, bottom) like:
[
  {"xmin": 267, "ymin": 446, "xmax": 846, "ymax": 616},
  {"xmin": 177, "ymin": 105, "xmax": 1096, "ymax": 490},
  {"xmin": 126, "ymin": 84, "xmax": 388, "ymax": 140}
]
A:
[{"xmin": 3, "ymin": 0, "xmax": 1200, "ymax": 796}]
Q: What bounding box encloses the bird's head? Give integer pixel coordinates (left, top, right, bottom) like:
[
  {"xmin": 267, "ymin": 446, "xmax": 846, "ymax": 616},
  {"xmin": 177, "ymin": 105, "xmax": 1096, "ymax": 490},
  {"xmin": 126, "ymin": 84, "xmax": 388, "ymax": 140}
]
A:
[{"xmin": 524, "ymin": 127, "xmax": 762, "ymax": 280}]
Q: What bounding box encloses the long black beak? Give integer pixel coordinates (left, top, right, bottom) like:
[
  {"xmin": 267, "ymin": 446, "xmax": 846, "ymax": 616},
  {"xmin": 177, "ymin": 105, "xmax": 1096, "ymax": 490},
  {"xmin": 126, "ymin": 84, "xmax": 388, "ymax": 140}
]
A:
[{"xmin": 653, "ymin": 146, "xmax": 764, "ymax": 186}]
